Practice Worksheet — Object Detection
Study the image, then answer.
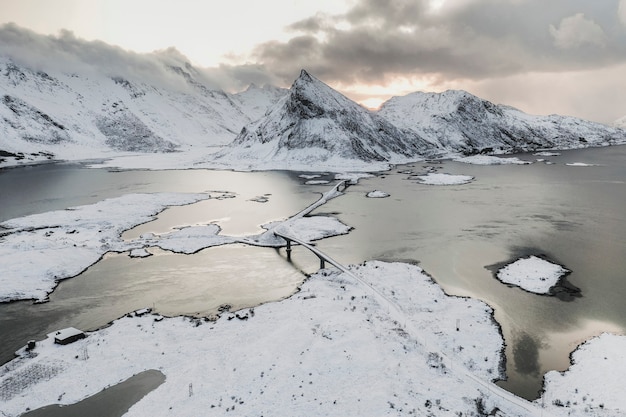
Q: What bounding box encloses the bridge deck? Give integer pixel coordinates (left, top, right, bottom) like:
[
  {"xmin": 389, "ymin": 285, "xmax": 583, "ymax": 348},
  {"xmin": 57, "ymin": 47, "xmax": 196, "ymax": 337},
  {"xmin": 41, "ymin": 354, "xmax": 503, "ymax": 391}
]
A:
[{"xmin": 273, "ymin": 231, "xmax": 347, "ymax": 271}]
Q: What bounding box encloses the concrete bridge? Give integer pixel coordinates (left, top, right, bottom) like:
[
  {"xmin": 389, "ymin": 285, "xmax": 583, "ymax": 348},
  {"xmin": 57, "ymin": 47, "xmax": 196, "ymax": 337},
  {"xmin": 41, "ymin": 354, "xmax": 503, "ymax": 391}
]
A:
[{"xmin": 273, "ymin": 231, "xmax": 347, "ymax": 272}]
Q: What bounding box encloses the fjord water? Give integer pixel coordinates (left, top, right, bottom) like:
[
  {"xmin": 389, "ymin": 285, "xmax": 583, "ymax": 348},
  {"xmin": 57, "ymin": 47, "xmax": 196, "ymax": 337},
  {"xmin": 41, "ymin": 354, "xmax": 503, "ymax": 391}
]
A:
[
  {"xmin": 315, "ymin": 145, "xmax": 626, "ymax": 398},
  {"xmin": 1, "ymin": 145, "xmax": 625, "ymax": 400},
  {"xmin": 0, "ymin": 166, "xmax": 322, "ymax": 365}
]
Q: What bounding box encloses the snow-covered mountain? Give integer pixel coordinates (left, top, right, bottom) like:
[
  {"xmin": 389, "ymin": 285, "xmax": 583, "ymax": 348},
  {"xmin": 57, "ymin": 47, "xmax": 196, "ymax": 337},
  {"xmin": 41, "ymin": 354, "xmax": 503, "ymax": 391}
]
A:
[
  {"xmin": 217, "ymin": 73, "xmax": 626, "ymax": 170},
  {"xmin": 213, "ymin": 70, "xmax": 443, "ymax": 170},
  {"xmin": 0, "ymin": 55, "xmax": 286, "ymax": 165},
  {"xmin": 379, "ymin": 90, "xmax": 626, "ymax": 154},
  {"xmin": 2, "ymin": 25, "xmax": 625, "ymax": 171},
  {"xmin": 614, "ymin": 115, "xmax": 626, "ymax": 129}
]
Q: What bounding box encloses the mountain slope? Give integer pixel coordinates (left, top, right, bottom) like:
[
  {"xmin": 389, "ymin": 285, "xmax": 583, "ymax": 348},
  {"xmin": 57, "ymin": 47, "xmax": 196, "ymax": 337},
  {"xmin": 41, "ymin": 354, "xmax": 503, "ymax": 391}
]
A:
[
  {"xmin": 214, "ymin": 70, "xmax": 441, "ymax": 169},
  {"xmin": 0, "ymin": 55, "xmax": 285, "ymax": 165},
  {"xmin": 379, "ymin": 90, "xmax": 626, "ymax": 154}
]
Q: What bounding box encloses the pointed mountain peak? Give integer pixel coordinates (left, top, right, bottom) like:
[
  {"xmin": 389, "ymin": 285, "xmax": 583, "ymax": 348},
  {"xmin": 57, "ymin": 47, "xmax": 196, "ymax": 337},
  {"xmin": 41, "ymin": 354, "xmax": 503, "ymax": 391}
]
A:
[
  {"xmin": 299, "ymin": 69, "xmax": 312, "ymax": 80},
  {"xmin": 292, "ymin": 69, "xmax": 325, "ymax": 90}
]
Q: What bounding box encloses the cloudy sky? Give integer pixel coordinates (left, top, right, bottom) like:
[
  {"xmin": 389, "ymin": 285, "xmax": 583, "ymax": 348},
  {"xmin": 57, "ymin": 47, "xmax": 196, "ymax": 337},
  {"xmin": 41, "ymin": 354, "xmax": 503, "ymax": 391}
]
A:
[{"xmin": 1, "ymin": 0, "xmax": 626, "ymax": 123}]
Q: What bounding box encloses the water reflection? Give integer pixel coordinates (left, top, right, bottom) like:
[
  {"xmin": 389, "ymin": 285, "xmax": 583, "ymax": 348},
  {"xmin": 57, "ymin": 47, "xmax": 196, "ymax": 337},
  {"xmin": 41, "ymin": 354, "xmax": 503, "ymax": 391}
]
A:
[{"xmin": 512, "ymin": 333, "xmax": 542, "ymax": 376}]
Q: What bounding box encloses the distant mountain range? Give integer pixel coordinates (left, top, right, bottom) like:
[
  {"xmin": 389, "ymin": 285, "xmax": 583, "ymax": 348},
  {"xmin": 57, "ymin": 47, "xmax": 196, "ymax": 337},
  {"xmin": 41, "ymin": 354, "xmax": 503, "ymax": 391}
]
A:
[{"xmin": 2, "ymin": 51, "xmax": 625, "ymax": 169}]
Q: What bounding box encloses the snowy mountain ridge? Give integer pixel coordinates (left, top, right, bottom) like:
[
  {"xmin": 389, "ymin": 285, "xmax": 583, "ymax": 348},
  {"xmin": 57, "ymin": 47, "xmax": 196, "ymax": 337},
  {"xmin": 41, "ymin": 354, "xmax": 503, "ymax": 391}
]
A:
[
  {"xmin": 212, "ymin": 70, "xmax": 445, "ymax": 170},
  {"xmin": 2, "ymin": 32, "xmax": 625, "ymax": 171},
  {"xmin": 0, "ymin": 54, "xmax": 287, "ymax": 165},
  {"xmin": 379, "ymin": 90, "xmax": 626, "ymax": 155},
  {"xmin": 214, "ymin": 72, "xmax": 626, "ymax": 170}
]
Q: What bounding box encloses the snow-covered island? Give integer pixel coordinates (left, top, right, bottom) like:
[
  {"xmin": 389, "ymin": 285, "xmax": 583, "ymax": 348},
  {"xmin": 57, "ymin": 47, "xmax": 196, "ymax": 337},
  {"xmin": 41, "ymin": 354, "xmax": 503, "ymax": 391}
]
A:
[
  {"xmin": 415, "ymin": 172, "xmax": 474, "ymax": 185},
  {"xmin": 565, "ymin": 162, "xmax": 600, "ymax": 167},
  {"xmin": 454, "ymin": 155, "xmax": 533, "ymax": 165},
  {"xmin": 0, "ymin": 261, "xmax": 516, "ymax": 416},
  {"xmin": 366, "ymin": 190, "xmax": 390, "ymax": 198},
  {"xmin": 496, "ymin": 256, "xmax": 570, "ymax": 295}
]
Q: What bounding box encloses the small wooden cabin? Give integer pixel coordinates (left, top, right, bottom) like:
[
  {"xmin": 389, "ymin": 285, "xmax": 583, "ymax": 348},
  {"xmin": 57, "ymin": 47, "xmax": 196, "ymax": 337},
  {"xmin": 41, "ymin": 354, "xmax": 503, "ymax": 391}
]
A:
[{"xmin": 50, "ymin": 327, "xmax": 86, "ymax": 345}]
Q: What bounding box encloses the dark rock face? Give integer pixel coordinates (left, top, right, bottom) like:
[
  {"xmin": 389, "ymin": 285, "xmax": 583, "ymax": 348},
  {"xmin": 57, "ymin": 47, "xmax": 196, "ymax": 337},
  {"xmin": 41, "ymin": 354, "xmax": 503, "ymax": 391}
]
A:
[
  {"xmin": 1, "ymin": 95, "xmax": 70, "ymax": 144},
  {"xmin": 95, "ymin": 112, "xmax": 177, "ymax": 152}
]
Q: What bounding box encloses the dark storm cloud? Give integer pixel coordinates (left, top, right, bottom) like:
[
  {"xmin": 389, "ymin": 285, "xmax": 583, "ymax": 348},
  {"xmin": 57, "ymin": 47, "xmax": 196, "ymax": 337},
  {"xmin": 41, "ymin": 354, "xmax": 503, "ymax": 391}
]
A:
[{"xmin": 251, "ymin": 0, "xmax": 626, "ymax": 86}]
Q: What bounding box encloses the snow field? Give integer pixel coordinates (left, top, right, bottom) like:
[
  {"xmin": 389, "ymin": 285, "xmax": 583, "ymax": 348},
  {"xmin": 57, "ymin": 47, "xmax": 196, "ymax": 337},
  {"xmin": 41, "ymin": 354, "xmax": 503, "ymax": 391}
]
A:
[{"xmin": 2, "ymin": 261, "xmax": 518, "ymax": 417}]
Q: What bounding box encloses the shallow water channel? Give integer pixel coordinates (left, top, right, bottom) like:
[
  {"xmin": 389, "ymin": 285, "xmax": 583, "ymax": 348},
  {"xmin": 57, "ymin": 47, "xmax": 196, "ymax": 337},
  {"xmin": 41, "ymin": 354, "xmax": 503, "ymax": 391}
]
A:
[{"xmin": 1, "ymin": 145, "xmax": 626, "ymax": 402}]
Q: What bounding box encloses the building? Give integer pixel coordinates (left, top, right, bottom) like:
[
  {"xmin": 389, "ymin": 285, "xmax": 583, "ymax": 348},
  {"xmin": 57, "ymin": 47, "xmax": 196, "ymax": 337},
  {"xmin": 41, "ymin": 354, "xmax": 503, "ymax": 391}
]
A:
[{"xmin": 49, "ymin": 327, "xmax": 86, "ymax": 345}]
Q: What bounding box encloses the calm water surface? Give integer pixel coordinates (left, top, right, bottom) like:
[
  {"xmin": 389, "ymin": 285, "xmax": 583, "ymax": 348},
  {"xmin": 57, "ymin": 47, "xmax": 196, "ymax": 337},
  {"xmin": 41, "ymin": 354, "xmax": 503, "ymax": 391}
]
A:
[
  {"xmin": 0, "ymin": 166, "xmax": 323, "ymax": 365},
  {"xmin": 314, "ymin": 145, "xmax": 626, "ymax": 398},
  {"xmin": 1, "ymin": 146, "xmax": 625, "ymax": 402},
  {"xmin": 21, "ymin": 370, "xmax": 165, "ymax": 417}
]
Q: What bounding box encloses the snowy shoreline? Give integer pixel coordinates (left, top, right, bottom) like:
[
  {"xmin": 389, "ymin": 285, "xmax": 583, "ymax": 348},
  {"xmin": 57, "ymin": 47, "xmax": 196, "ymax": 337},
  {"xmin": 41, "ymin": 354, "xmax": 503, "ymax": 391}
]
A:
[
  {"xmin": 1, "ymin": 174, "xmax": 625, "ymax": 416},
  {"xmin": 0, "ymin": 179, "xmax": 352, "ymax": 303},
  {"xmin": 0, "ymin": 261, "xmax": 510, "ymax": 416},
  {"xmin": 3, "ymin": 260, "xmax": 623, "ymax": 416}
]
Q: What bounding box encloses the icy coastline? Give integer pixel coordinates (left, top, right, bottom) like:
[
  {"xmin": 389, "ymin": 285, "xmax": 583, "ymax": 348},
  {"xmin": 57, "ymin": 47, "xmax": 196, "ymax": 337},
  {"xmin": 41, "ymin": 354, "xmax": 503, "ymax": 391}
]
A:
[
  {"xmin": 1, "ymin": 261, "xmax": 511, "ymax": 416},
  {"xmin": 1, "ymin": 178, "xmax": 624, "ymax": 416},
  {"xmin": 0, "ymin": 183, "xmax": 350, "ymax": 302},
  {"xmin": 539, "ymin": 333, "xmax": 626, "ymax": 416}
]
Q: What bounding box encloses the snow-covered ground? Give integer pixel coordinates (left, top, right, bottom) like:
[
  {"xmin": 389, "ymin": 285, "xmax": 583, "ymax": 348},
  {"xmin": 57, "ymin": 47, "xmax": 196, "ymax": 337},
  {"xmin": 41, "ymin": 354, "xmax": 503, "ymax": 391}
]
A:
[
  {"xmin": 539, "ymin": 333, "xmax": 626, "ymax": 416},
  {"xmin": 0, "ymin": 261, "xmax": 522, "ymax": 417},
  {"xmin": 4, "ymin": 258, "xmax": 622, "ymax": 417},
  {"xmin": 415, "ymin": 172, "xmax": 474, "ymax": 185},
  {"xmin": 496, "ymin": 256, "xmax": 570, "ymax": 294},
  {"xmin": 454, "ymin": 155, "xmax": 533, "ymax": 165}
]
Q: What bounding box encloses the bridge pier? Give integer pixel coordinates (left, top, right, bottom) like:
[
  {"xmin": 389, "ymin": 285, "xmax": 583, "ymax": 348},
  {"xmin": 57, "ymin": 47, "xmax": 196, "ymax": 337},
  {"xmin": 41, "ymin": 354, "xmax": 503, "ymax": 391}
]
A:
[
  {"xmin": 286, "ymin": 239, "xmax": 292, "ymax": 260},
  {"xmin": 319, "ymin": 257, "xmax": 325, "ymax": 269}
]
